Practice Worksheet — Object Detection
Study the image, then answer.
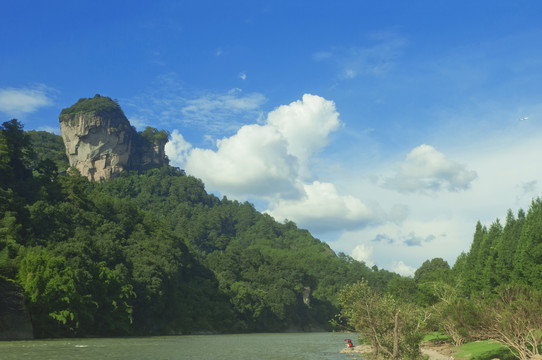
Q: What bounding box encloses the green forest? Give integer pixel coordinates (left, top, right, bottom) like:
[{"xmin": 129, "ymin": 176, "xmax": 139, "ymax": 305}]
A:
[
  {"xmin": 1, "ymin": 119, "xmax": 541, "ymax": 359},
  {"xmin": 0, "ymin": 119, "xmax": 396, "ymax": 337}
]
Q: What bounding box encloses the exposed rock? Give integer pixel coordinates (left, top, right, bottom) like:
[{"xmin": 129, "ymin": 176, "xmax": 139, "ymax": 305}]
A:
[
  {"xmin": 302, "ymin": 286, "xmax": 311, "ymax": 307},
  {"xmin": 59, "ymin": 94, "xmax": 168, "ymax": 181},
  {"xmin": 0, "ymin": 279, "xmax": 33, "ymax": 339}
]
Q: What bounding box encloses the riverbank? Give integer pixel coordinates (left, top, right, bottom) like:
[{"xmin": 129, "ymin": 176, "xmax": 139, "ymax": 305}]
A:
[{"xmin": 339, "ymin": 341, "xmax": 455, "ymax": 360}]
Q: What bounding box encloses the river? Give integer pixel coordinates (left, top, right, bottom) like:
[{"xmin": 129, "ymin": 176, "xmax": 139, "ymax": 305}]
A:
[{"xmin": 0, "ymin": 332, "xmax": 364, "ymax": 359}]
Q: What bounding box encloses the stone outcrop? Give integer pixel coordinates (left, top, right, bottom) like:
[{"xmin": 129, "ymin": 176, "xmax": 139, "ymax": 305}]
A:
[
  {"xmin": 0, "ymin": 279, "xmax": 33, "ymax": 340},
  {"xmin": 59, "ymin": 95, "xmax": 168, "ymax": 181}
]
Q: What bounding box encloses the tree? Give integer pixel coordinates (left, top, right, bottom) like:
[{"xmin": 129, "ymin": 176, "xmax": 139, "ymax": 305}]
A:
[
  {"xmin": 479, "ymin": 220, "xmax": 504, "ymax": 291},
  {"xmin": 429, "ymin": 282, "xmax": 481, "ymax": 346},
  {"xmin": 414, "ymin": 258, "xmax": 450, "ymax": 283},
  {"xmin": 17, "ymin": 248, "xmax": 80, "ymax": 337},
  {"xmin": 336, "ymin": 280, "xmax": 424, "ymax": 359},
  {"xmin": 478, "ymin": 286, "xmax": 542, "ymax": 360},
  {"xmin": 0, "ymin": 120, "xmax": 34, "ymax": 181},
  {"xmin": 513, "ymin": 198, "xmax": 542, "ymax": 288},
  {"xmin": 494, "ymin": 209, "xmax": 523, "ymax": 285}
]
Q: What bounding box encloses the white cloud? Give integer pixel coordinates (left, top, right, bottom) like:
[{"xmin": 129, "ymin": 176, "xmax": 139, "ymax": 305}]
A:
[
  {"xmin": 0, "ymin": 86, "xmax": 53, "ymax": 116},
  {"xmin": 391, "ymin": 261, "xmax": 416, "ymax": 277},
  {"xmin": 165, "ymin": 130, "xmax": 192, "ymax": 165},
  {"xmin": 239, "ymin": 72, "xmax": 247, "ymax": 80},
  {"xmin": 266, "ymin": 181, "xmax": 375, "ymax": 232},
  {"xmin": 384, "ymin": 144, "xmax": 477, "ymax": 193},
  {"xmin": 267, "ymin": 94, "xmax": 341, "ymax": 166},
  {"xmin": 351, "ymin": 244, "xmax": 374, "ymax": 267},
  {"xmin": 167, "ymin": 94, "xmax": 343, "ymax": 200},
  {"xmin": 327, "ymin": 121, "xmax": 542, "ymax": 273},
  {"xmin": 184, "ymin": 123, "xmax": 301, "ymax": 199},
  {"xmin": 165, "ymin": 94, "xmax": 377, "ymax": 232}
]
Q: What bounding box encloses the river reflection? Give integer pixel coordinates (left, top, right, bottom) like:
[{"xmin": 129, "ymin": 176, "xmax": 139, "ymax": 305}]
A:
[{"xmin": 0, "ymin": 332, "xmax": 365, "ymax": 360}]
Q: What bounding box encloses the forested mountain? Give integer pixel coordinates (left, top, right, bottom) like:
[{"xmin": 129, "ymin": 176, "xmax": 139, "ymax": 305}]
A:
[{"xmin": 0, "ymin": 119, "xmax": 397, "ymax": 337}]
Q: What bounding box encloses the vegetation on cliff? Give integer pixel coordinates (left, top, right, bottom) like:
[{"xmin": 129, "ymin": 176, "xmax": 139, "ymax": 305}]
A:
[{"xmin": 59, "ymin": 94, "xmax": 125, "ymax": 118}]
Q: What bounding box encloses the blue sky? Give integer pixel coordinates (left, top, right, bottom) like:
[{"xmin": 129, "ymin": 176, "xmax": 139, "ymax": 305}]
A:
[{"xmin": 3, "ymin": 1, "xmax": 542, "ymax": 275}]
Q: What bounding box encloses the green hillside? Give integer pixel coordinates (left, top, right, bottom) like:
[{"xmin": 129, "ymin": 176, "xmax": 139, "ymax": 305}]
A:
[{"xmin": 0, "ymin": 119, "xmax": 397, "ymax": 337}]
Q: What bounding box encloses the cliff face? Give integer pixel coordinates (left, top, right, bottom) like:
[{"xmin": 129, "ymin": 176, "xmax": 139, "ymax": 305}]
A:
[{"xmin": 59, "ymin": 95, "xmax": 168, "ymax": 181}]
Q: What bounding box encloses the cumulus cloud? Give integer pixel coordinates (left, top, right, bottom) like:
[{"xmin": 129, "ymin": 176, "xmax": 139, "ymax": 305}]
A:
[
  {"xmin": 168, "ymin": 94, "xmax": 341, "ymax": 197},
  {"xmin": 165, "ymin": 94, "xmax": 376, "ymax": 232},
  {"xmin": 165, "ymin": 130, "xmax": 192, "ymax": 165},
  {"xmin": 0, "ymin": 86, "xmax": 53, "ymax": 115},
  {"xmin": 351, "ymin": 244, "xmax": 375, "ymax": 267},
  {"xmin": 185, "ymin": 123, "xmax": 301, "ymax": 199},
  {"xmin": 267, "ymin": 94, "xmax": 341, "ymax": 166},
  {"xmin": 391, "ymin": 261, "xmax": 416, "ymax": 277},
  {"xmin": 266, "ymin": 181, "xmax": 375, "ymax": 232},
  {"xmin": 385, "ymin": 144, "xmax": 477, "ymax": 193}
]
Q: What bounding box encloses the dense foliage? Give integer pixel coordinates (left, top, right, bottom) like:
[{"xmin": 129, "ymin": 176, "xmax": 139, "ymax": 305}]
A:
[
  {"xmin": 139, "ymin": 127, "xmax": 169, "ymax": 145},
  {"xmin": 59, "ymin": 94, "xmax": 124, "ymax": 118},
  {"xmin": 27, "ymin": 130, "xmax": 69, "ymax": 172},
  {"xmin": 0, "ymin": 120, "xmax": 397, "ymax": 337},
  {"xmin": 58, "ymin": 94, "xmax": 131, "ymax": 132}
]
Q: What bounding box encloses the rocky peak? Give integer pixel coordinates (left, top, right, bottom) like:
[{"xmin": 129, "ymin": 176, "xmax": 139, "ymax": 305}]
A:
[{"xmin": 59, "ymin": 94, "xmax": 168, "ymax": 181}]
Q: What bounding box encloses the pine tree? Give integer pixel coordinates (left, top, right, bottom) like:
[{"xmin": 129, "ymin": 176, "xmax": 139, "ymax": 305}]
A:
[
  {"xmin": 513, "ymin": 199, "xmax": 542, "ymax": 288},
  {"xmin": 494, "ymin": 209, "xmax": 524, "ymax": 285},
  {"xmin": 463, "ymin": 221, "xmax": 487, "ymax": 294},
  {"xmin": 480, "ymin": 220, "xmax": 503, "ymax": 291}
]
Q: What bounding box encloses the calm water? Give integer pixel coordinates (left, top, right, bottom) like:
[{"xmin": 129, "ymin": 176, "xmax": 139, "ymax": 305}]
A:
[{"xmin": 0, "ymin": 332, "xmax": 363, "ymax": 360}]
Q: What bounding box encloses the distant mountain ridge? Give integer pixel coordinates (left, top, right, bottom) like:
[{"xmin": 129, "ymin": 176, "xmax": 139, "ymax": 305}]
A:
[{"xmin": 59, "ymin": 94, "xmax": 169, "ymax": 181}]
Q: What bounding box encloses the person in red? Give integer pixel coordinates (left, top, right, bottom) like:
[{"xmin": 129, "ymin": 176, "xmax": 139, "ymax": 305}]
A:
[{"xmin": 344, "ymin": 339, "xmax": 354, "ymax": 348}]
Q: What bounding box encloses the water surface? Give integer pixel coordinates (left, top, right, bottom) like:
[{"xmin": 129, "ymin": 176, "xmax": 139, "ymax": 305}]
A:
[{"xmin": 0, "ymin": 332, "xmax": 362, "ymax": 360}]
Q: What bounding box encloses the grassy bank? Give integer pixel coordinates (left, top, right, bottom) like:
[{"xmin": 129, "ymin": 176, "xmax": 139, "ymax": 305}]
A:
[
  {"xmin": 422, "ymin": 333, "xmax": 516, "ymax": 360},
  {"xmin": 454, "ymin": 340, "xmax": 516, "ymax": 360}
]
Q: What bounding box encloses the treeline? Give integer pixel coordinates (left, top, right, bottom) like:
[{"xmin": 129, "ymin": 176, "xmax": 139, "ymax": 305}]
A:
[
  {"xmin": 0, "ymin": 119, "xmax": 398, "ymax": 337},
  {"xmin": 336, "ymin": 202, "xmax": 542, "ymax": 359},
  {"xmin": 453, "ymin": 206, "xmax": 541, "ymax": 294}
]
